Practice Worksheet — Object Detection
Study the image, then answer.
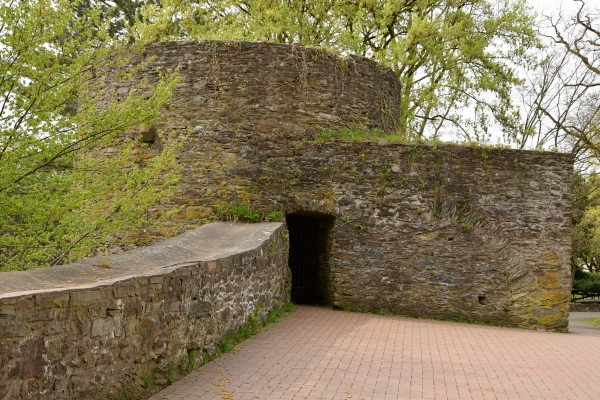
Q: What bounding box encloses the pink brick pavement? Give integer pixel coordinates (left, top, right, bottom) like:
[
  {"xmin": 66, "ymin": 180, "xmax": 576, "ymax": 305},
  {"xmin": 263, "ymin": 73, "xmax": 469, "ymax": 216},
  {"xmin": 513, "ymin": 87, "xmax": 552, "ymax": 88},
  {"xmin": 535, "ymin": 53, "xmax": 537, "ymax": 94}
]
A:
[{"xmin": 149, "ymin": 306, "xmax": 600, "ymax": 400}]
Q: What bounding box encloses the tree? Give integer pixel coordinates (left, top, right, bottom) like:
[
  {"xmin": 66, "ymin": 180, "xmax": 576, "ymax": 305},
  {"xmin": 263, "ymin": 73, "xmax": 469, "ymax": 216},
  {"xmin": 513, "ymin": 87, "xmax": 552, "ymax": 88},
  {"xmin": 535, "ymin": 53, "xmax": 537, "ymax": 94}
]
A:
[
  {"xmin": 510, "ymin": 1, "xmax": 600, "ymax": 284},
  {"xmin": 513, "ymin": 0, "xmax": 599, "ymax": 163},
  {"xmin": 132, "ymin": 0, "xmax": 538, "ymax": 141},
  {"xmin": 571, "ymin": 172, "xmax": 600, "ymax": 274},
  {"xmin": 0, "ymin": 0, "xmax": 181, "ymax": 271}
]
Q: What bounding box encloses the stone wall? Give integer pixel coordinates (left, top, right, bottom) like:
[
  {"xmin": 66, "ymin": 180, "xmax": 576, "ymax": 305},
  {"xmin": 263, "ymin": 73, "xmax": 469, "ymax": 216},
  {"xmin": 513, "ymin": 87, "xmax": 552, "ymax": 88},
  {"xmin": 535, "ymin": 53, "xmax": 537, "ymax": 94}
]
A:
[
  {"xmin": 0, "ymin": 223, "xmax": 289, "ymax": 400},
  {"xmin": 96, "ymin": 41, "xmax": 573, "ymax": 328}
]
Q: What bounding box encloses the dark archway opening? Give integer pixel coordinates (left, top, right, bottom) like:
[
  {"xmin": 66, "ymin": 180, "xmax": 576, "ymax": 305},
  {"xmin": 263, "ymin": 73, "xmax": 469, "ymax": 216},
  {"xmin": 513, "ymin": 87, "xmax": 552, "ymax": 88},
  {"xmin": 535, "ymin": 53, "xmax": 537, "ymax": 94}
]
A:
[{"xmin": 286, "ymin": 213, "xmax": 335, "ymax": 304}]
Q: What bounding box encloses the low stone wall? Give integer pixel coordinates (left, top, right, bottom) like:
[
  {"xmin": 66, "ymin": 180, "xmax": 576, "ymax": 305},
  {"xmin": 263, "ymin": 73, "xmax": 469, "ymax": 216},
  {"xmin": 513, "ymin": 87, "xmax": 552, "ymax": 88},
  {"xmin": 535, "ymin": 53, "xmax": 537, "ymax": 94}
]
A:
[{"xmin": 0, "ymin": 223, "xmax": 289, "ymax": 400}]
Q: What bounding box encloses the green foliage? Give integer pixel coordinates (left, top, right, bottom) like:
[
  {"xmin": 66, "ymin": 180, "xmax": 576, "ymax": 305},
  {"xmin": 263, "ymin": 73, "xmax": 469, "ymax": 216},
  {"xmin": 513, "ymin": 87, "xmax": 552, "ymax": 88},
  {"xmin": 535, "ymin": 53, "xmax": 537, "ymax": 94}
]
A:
[
  {"xmin": 143, "ymin": 370, "xmax": 155, "ymax": 389},
  {"xmin": 571, "ymin": 172, "xmax": 600, "ymax": 275},
  {"xmin": 266, "ymin": 210, "xmax": 285, "ymax": 222},
  {"xmin": 215, "ymin": 301, "xmax": 293, "ymax": 357},
  {"xmin": 187, "ymin": 351, "xmax": 199, "ymax": 373},
  {"xmin": 166, "ymin": 364, "xmax": 175, "ymax": 385},
  {"xmin": 219, "ymin": 203, "xmax": 284, "ymax": 223},
  {"xmin": 97, "ymin": 258, "xmax": 113, "ymax": 268},
  {"xmin": 266, "ymin": 300, "xmax": 294, "ymax": 325},
  {"xmin": 221, "ymin": 204, "xmax": 261, "ymax": 222},
  {"xmin": 255, "ymin": 300, "xmax": 264, "ymax": 312},
  {"xmin": 461, "ymin": 218, "xmax": 474, "ymax": 231},
  {"xmin": 219, "ymin": 337, "xmax": 235, "ymax": 353},
  {"xmin": 0, "ymin": 0, "xmax": 181, "ymax": 271},
  {"xmin": 315, "ymin": 128, "xmax": 511, "ymax": 150},
  {"xmin": 572, "ymin": 272, "xmax": 600, "ymax": 299}
]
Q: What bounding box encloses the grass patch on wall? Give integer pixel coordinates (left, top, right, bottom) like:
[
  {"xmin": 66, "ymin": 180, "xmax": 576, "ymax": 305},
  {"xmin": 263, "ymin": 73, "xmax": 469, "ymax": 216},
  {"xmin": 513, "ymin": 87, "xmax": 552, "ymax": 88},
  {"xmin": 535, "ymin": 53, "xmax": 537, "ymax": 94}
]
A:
[
  {"xmin": 315, "ymin": 128, "xmax": 512, "ymax": 150},
  {"xmin": 218, "ymin": 203, "xmax": 285, "ymax": 223}
]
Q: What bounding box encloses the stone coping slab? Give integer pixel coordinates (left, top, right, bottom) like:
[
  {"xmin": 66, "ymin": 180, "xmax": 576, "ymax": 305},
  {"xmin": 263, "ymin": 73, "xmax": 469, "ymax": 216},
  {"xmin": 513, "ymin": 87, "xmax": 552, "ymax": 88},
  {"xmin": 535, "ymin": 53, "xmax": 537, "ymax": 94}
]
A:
[{"xmin": 0, "ymin": 222, "xmax": 283, "ymax": 299}]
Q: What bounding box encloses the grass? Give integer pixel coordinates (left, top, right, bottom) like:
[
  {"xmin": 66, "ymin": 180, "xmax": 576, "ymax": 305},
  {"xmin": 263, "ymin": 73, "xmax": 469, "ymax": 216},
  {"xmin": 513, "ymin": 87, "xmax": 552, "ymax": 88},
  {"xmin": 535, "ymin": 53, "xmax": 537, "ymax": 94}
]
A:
[
  {"xmin": 120, "ymin": 388, "xmax": 138, "ymax": 400},
  {"xmin": 317, "ymin": 128, "xmax": 416, "ymax": 144},
  {"xmin": 218, "ymin": 203, "xmax": 285, "ymax": 223},
  {"xmin": 266, "ymin": 300, "xmax": 294, "ymax": 324},
  {"xmin": 215, "ymin": 300, "xmax": 294, "ymax": 357},
  {"xmin": 166, "ymin": 364, "xmax": 175, "ymax": 385},
  {"xmin": 315, "ymin": 128, "xmax": 512, "ymax": 150},
  {"xmin": 222, "ymin": 203, "xmax": 261, "ymax": 222},
  {"xmin": 143, "ymin": 370, "xmax": 155, "ymax": 389},
  {"xmin": 97, "ymin": 257, "xmax": 113, "ymax": 268},
  {"xmin": 187, "ymin": 350, "xmax": 199, "ymax": 373},
  {"xmin": 592, "ymin": 317, "xmax": 600, "ymax": 326}
]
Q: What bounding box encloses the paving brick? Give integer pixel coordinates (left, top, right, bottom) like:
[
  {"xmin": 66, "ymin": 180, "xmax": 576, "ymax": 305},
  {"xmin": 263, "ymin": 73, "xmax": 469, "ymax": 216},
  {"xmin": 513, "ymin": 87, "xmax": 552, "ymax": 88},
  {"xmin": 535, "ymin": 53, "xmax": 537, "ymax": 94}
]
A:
[{"xmin": 150, "ymin": 306, "xmax": 600, "ymax": 400}]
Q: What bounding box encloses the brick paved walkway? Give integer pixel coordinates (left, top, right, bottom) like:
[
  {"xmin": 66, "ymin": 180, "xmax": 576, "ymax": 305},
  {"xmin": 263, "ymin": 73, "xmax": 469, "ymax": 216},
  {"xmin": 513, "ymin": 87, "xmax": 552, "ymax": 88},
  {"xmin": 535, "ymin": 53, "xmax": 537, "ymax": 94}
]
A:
[{"xmin": 149, "ymin": 306, "xmax": 600, "ymax": 400}]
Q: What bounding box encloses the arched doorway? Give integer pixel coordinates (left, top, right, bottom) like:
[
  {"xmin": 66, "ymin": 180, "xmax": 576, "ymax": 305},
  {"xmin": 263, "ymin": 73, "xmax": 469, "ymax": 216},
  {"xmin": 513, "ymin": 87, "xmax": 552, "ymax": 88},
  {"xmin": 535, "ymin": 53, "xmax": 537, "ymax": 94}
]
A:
[{"xmin": 286, "ymin": 213, "xmax": 335, "ymax": 304}]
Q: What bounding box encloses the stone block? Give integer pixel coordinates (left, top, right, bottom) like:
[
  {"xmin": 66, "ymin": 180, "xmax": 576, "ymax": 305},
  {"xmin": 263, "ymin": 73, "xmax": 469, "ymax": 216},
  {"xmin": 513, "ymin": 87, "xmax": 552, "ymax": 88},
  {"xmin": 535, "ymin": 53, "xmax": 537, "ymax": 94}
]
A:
[
  {"xmin": 16, "ymin": 297, "xmax": 33, "ymax": 310},
  {"xmin": 45, "ymin": 321, "xmax": 73, "ymax": 335},
  {"xmin": 36, "ymin": 293, "xmax": 70, "ymax": 309},
  {"xmin": 112, "ymin": 283, "xmax": 131, "ymax": 299},
  {"xmin": 123, "ymin": 297, "xmax": 143, "ymax": 316},
  {"xmin": 188, "ymin": 300, "xmax": 213, "ymax": 319},
  {"xmin": 91, "ymin": 318, "xmax": 113, "ymax": 338},
  {"xmin": 71, "ymin": 290, "xmax": 102, "ymax": 307},
  {"xmin": 0, "ymin": 323, "xmax": 27, "ymax": 338},
  {"xmin": 0, "ymin": 307, "xmax": 15, "ymax": 320},
  {"xmin": 185, "ymin": 205, "xmax": 211, "ymax": 220},
  {"xmin": 18, "ymin": 308, "xmax": 58, "ymax": 322}
]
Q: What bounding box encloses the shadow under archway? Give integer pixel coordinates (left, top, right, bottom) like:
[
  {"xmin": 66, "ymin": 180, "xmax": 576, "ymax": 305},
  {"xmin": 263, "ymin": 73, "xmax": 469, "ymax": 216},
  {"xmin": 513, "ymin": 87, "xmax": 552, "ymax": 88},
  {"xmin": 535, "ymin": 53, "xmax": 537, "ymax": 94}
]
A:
[{"xmin": 286, "ymin": 213, "xmax": 335, "ymax": 305}]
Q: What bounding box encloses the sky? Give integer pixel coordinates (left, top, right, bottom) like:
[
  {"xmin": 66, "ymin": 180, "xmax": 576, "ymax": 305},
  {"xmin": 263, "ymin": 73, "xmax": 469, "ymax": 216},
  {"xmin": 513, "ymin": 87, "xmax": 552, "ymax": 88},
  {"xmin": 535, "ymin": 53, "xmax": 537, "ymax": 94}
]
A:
[{"xmin": 526, "ymin": 0, "xmax": 584, "ymax": 16}]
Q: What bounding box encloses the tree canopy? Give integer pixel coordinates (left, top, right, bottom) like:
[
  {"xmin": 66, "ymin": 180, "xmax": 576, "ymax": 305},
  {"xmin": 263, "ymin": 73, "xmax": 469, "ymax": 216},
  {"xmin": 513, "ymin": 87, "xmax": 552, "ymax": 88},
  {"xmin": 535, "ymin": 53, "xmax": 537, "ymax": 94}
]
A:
[
  {"xmin": 514, "ymin": 1, "xmax": 600, "ymax": 279},
  {"xmin": 0, "ymin": 0, "xmax": 180, "ymax": 271}
]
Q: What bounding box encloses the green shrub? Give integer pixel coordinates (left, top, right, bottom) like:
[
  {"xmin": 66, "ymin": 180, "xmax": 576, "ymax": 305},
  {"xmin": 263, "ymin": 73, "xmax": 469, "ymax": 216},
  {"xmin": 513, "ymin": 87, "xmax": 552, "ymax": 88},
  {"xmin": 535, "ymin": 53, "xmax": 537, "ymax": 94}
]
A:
[{"xmin": 572, "ymin": 272, "xmax": 600, "ymax": 299}]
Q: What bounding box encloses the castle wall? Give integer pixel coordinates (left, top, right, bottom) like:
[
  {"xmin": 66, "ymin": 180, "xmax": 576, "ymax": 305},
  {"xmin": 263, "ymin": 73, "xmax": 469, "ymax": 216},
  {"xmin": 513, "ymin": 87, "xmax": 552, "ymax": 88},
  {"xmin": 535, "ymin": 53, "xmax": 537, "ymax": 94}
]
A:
[{"xmin": 97, "ymin": 41, "xmax": 573, "ymax": 328}]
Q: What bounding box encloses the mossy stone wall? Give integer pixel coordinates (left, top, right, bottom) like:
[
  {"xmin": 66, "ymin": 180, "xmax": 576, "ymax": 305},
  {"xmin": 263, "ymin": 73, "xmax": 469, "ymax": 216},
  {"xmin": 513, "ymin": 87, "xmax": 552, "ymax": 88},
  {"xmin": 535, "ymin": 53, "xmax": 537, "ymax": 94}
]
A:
[{"xmin": 97, "ymin": 41, "xmax": 573, "ymax": 327}]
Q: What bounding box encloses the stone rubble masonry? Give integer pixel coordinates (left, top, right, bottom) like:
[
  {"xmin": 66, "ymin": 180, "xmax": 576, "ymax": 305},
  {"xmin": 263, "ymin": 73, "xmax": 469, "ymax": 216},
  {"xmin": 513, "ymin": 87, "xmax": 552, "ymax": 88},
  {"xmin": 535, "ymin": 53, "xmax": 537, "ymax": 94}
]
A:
[
  {"xmin": 0, "ymin": 223, "xmax": 290, "ymax": 400},
  {"xmin": 98, "ymin": 41, "xmax": 573, "ymax": 327}
]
